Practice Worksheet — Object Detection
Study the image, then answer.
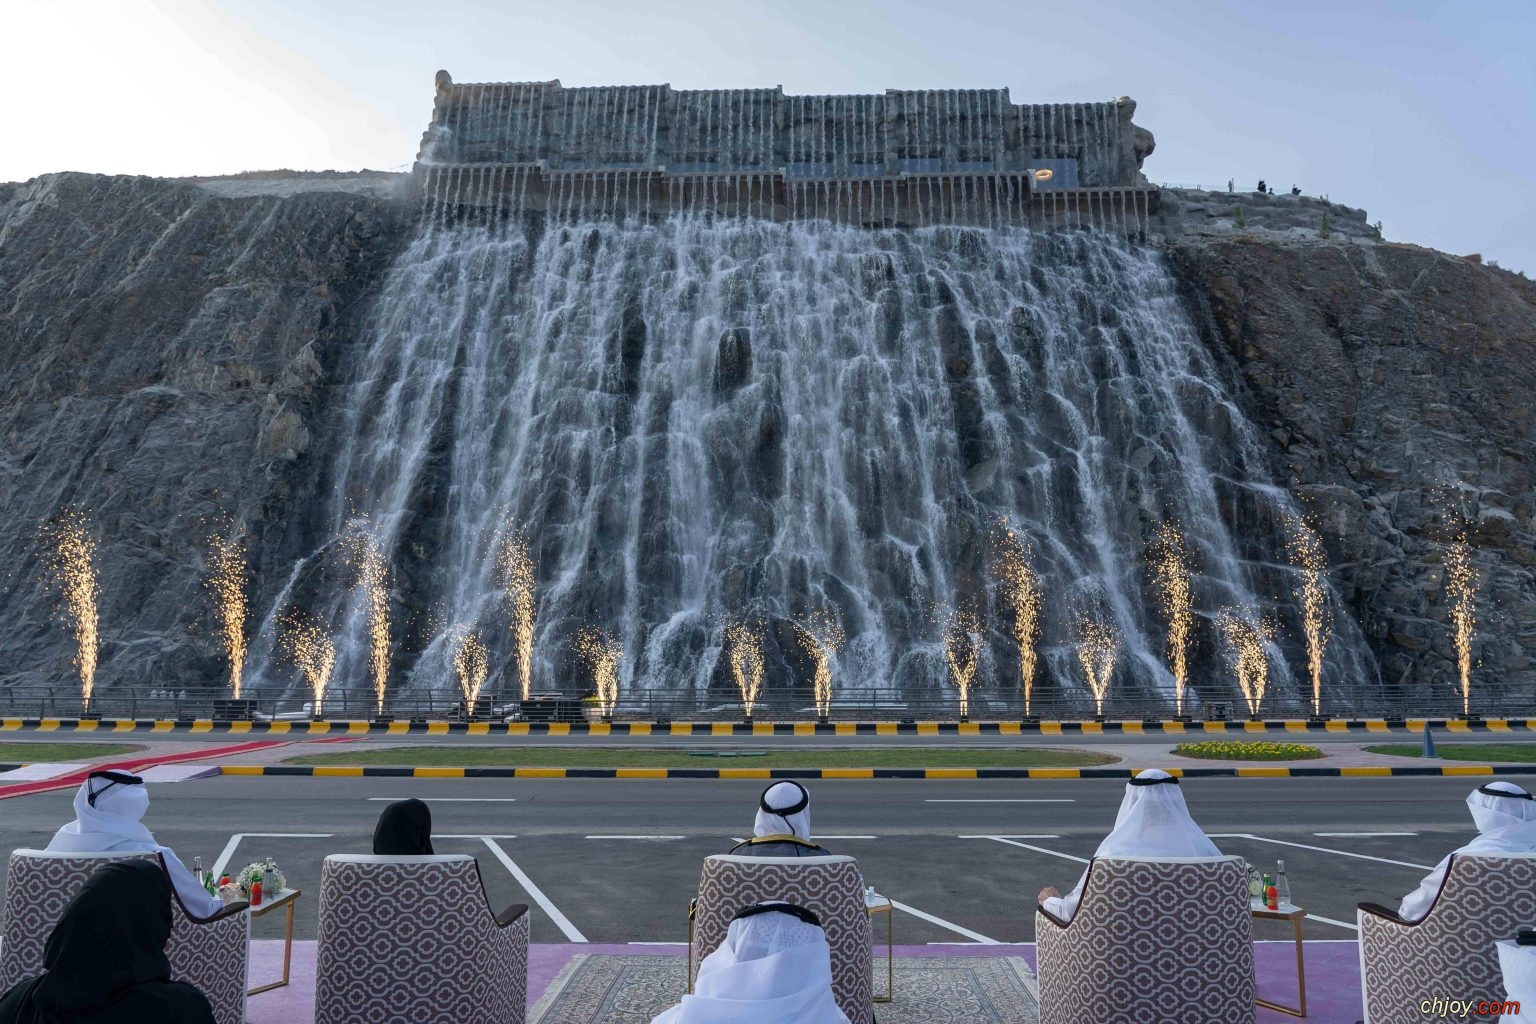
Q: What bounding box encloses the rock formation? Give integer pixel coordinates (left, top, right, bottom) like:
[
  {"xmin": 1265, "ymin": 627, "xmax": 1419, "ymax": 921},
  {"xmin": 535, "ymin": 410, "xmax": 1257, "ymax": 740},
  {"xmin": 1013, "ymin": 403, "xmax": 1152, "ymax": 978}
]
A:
[{"xmin": 0, "ymin": 169, "xmax": 1531, "ymax": 710}]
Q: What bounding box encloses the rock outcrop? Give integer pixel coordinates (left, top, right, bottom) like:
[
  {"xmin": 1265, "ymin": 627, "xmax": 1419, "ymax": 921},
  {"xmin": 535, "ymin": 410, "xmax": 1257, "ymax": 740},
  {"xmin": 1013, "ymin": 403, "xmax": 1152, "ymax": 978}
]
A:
[
  {"xmin": 1170, "ymin": 237, "xmax": 1536, "ymax": 701},
  {"xmin": 0, "ymin": 173, "xmax": 412, "ymax": 694}
]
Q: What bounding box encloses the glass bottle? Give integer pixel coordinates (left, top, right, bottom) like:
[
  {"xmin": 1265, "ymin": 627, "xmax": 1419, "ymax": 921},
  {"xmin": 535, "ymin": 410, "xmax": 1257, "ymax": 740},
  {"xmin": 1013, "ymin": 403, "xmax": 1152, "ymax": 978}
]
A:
[{"xmin": 1275, "ymin": 860, "xmax": 1291, "ymax": 907}]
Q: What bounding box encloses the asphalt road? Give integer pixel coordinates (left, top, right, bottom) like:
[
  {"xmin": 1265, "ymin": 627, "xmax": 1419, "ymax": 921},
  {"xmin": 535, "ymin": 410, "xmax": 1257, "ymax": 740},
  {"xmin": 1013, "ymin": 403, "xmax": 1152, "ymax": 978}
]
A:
[{"xmin": 0, "ymin": 774, "xmax": 1506, "ymax": 946}]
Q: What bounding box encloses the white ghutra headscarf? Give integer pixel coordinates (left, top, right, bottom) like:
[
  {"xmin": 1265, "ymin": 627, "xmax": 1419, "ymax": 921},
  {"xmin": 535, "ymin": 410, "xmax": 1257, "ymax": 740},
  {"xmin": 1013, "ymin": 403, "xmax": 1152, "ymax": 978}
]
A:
[
  {"xmin": 1042, "ymin": 769, "xmax": 1221, "ymax": 922},
  {"xmin": 1399, "ymin": 781, "xmax": 1536, "ymax": 921},
  {"xmin": 650, "ymin": 902, "xmax": 850, "ymax": 1024},
  {"xmin": 754, "ymin": 781, "xmax": 812, "ymax": 840},
  {"xmin": 47, "ymin": 771, "xmax": 226, "ymax": 919}
]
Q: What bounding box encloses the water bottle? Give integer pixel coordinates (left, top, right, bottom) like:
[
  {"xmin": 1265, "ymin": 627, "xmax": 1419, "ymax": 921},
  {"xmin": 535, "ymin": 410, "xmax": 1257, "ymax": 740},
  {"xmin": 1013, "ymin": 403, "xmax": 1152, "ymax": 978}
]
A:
[
  {"xmin": 1275, "ymin": 860, "xmax": 1291, "ymax": 908},
  {"xmin": 194, "ymin": 856, "xmax": 206, "ymax": 892}
]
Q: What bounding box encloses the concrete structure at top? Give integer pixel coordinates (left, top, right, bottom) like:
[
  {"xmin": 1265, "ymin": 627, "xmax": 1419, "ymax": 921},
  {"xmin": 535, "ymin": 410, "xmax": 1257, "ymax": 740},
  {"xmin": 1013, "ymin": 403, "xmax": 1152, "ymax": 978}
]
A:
[{"xmin": 413, "ymin": 72, "xmax": 1160, "ymax": 230}]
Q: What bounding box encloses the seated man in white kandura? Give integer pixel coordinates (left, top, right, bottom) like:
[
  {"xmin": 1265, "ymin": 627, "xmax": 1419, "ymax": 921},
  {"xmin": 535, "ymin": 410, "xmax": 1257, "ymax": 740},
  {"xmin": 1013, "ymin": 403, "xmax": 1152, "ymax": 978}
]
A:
[
  {"xmin": 650, "ymin": 901, "xmax": 850, "ymax": 1024},
  {"xmin": 1398, "ymin": 781, "xmax": 1536, "ymax": 921},
  {"xmin": 46, "ymin": 770, "xmax": 225, "ymax": 918},
  {"xmin": 1037, "ymin": 768, "xmax": 1222, "ymax": 922},
  {"xmin": 729, "ymin": 781, "xmax": 832, "ymax": 857}
]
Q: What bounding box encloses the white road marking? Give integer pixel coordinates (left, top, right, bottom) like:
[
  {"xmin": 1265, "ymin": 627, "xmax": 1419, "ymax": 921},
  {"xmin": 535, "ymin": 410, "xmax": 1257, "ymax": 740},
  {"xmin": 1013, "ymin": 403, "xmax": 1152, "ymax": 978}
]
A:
[
  {"xmin": 1312, "ymin": 832, "xmax": 1417, "ymax": 838},
  {"xmin": 1209, "ymin": 834, "xmax": 1433, "ymax": 870},
  {"xmin": 585, "ymin": 835, "xmax": 686, "ymax": 840},
  {"xmin": 926, "ymin": 799, "xmax": 1075, "ymax": 803},
  {"xmin": 210, "ymin": 833, "xmax": 333, "ymax": 879},
  {"xmin": 887, "ymin": 899, "xmax": 1000, "ymax": 944},
  {"xmin": 977, "ymin": 836, "xmax": 1090, "ymax": 863},
  {"xmin": 366, "ymin": 797, "xmax": 518, "ymax": 802},
  {"xmin": 957, "ymin": 834, "xmax": 1061, "ymax": 840},
  {"xmin": 1295, "ymin": 912, "xmax": 1359, "ymax": 932},
  {"xmin": 433, "ymin": 834, "xmax": 518, "ymax": 839},
  {"xmin": 481, "ymin": 838, "xmax": 588, "ymax": 943}
]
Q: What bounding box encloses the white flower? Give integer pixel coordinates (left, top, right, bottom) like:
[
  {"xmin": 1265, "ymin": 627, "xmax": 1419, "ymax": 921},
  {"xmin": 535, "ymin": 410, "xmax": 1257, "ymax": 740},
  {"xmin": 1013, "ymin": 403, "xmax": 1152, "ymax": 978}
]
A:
[{"xmin": 234, "ymin": 859, "xmax": 286, "ymax": 895}]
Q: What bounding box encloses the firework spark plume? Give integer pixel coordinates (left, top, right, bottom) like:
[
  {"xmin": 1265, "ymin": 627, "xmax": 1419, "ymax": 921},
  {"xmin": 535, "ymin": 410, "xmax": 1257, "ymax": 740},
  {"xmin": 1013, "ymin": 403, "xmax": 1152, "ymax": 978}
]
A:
[
  {"xmin": 205, "ymin": 530, "xmax": 249, "ymax": 699},
  {"xmin": 575, "ymin": 627, "xmax": 623, "ymax": 717},
  {"xmin": 343, "ymin": 527, "xmax": 391, "ymax": 715},
  {"xmin": 279, "ymin": 610, "xmax": 336, "ymax": 717},
  {"xmin": 1219, "ymin": 609, "xmax": 1276, "ymax": 717},
  {"xmin": 993, "ymin": 526, "xmax": 1043, "ymax": 715},
  {"xmin": 1074, "ymin": 611, "xmax": 1120, "ymax": 718},
  {"xmin": 724, "ymin": 621, "xmax": 766, "ymax": 718},
  {"xmin": 496, "ymin": 525, "xmax": 537, "ymax": 700},
  {"xmin": 43, "ymin": 510, "xmax": 100, "ymax": 708},
  {"xmin": 1150, "ymin": 521, "xmax": 1193, "ymax": 716},
  {"xmin": 796, "ymin": 610, "xmax": 844, "ymax": 719},
  {"xmin": 1446, "ymin": 533, "xmax": 1478, "ymax": 717},
  {"xmin": 943, "ymin": 610, "xmax": 981, "ymax": 720},
  {"xmin": 1284, "ymin": 512, "xmax": 1330, "ymax": 717},
  {"xmin": 450, "ymin": 625, "xmax": 489, "ymax": 707}
]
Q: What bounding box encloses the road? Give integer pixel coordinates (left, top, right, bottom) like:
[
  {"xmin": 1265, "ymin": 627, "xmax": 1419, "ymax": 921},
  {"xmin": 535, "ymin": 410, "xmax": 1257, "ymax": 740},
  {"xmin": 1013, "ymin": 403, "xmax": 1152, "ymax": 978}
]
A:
[{"xmin": 0, "ymin": 773, "xmax": 1501, "ymax": 946}]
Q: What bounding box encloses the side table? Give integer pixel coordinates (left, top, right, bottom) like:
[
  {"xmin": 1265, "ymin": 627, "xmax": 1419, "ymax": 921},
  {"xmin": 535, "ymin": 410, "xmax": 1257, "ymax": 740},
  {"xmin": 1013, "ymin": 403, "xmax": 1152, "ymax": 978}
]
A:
[
  {"xmin": 247, "ymin": 888, "xmax": 302, "ymax": 996},
  {"xmin": 1251, "ymin": 898, "xmax": 1306, "ymax": 1017},
  {"xmin": 867, "ymin": 891, "xmax": 894, "ymax": 1004}
]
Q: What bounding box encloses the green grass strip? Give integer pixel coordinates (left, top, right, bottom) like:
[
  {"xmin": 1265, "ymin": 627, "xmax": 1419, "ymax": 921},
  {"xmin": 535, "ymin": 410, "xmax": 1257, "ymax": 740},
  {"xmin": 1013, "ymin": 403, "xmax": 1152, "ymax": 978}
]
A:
[
  {"xmin": 286, "ymin": 746, "xmax": 1120, "ymax": 769},
  {"xmin": 1364, "ymin": 743, "xmax": 1536, "ymax": 763},
  {"xmin": 1173, "ymin": 740, "xmax": 1324, "ymax": 761},
  {"xmin": 0, "ymin": 742, "xmax": 145, "ymax": 763}
]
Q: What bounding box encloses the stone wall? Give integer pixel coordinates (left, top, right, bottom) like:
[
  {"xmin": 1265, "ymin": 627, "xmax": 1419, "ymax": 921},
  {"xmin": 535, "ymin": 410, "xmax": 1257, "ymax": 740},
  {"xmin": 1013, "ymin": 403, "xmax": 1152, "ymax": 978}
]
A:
[
  {"xmin": 1169, "ymin": 237, "xmax": 1536, "ymax": 703},
  {"xmin": 417, "ymin": 72, "xmax": 1155, "ymax": 188},
  {"xmin": 0, "ymin": 173, "xmax": 412, "ymax": 694}
]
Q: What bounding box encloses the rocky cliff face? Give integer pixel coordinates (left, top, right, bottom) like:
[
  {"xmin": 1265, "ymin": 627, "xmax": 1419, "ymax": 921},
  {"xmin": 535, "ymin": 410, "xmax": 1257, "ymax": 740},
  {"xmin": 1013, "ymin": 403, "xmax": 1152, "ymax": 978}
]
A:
[
  {"xmin": 0, "ymin": 173, "xmax": 411, "ymax": 695},
  {"xmin": 1170, "ymin": 238, "xmax": 1536, "ymax": 703},
  {"xmin": 1, "ymin": 171, "xmax": 1530, "ymax": 710}
]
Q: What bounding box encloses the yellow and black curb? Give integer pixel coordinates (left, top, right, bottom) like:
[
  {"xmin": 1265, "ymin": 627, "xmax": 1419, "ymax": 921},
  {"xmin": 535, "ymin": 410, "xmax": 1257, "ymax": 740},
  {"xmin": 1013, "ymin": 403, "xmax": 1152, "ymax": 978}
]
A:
[
  {"xmin": 1, "ymin": 717, "xmax": 1527, "ymax": 737},
  {"xmin": 207, "ymin": 764, "xmax": 1536, "ymax": 781}
]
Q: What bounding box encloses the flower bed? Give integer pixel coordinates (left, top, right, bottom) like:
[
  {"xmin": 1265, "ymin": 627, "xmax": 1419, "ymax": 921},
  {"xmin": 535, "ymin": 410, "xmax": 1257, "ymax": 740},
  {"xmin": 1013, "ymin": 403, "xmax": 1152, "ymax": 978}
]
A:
[{"xmin": 1173, "ymin": 739, "xmax": 1324, "ymax": 761}]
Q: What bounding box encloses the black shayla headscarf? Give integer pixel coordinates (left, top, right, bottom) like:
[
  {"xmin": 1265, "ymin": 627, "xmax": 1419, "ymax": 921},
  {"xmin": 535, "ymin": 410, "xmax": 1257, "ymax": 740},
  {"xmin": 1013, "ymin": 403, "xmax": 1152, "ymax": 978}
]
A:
[
  {"xmin": 372, "ymin": 798, "xmax": 435, "ymax": 855},
  {"xmin": 0, "ymin": 859, "xmax": 215, "ymax": 1024}
]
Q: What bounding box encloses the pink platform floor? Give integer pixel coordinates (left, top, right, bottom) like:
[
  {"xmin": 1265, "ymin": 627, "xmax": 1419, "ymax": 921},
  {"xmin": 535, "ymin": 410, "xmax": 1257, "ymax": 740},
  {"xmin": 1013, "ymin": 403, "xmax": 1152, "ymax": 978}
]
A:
[{"xmin": 246, "ymin": 938, "xmax": 1363, "ymax": 1023}]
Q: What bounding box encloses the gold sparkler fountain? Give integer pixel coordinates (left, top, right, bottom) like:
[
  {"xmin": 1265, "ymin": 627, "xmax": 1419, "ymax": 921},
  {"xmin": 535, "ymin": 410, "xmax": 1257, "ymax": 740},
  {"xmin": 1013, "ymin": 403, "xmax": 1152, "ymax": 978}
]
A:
[
  {"xmin": 1284, "ymin": 512, "xmax": 1331, "ymax": 719},
  {"xmin": 1218, "ymin": 609, "xmax": 1275, "ymax": 719},
  {"xmin": 993, "ymin": 526, "xmax": 1042, "ymax": 719},
  {"xmin": 497, "ymin": 526, "xmax": 537, "ymax": 701},
  {"xmin": 204, "ymin": 530, "xmax": 249, "ymax": 700},
  {"xmin": 44, "ymin": 509, "xmax": 100, "ymax": 713},
  {"xmin": 943, "ymin": 609, "xmax": 981, "ymax": 722},
  {"xmin": 1445, "ymin": 532, "xmax": 1478, "ymax": 718},
  {"xmin": 795, "ymin": 610, "xmax": 844, "ymax": 723},
  {"xmin": 575, "ymin": 627, "xmax": 623, "ymax": 719},
  {"xmin": 1073, "ymin": 609, "xmax": 1120, "ymax": 720},
  {"xmin": 724, "ymin": 621, "xmax": 765, "ymax": 720},
  {"xmin": 279, "ymin": 610, "xmax": 336, "ymax": 718},
  {"xmin": 1149, "ymin": 521, "xmax": 1192, "ymax": 718}
]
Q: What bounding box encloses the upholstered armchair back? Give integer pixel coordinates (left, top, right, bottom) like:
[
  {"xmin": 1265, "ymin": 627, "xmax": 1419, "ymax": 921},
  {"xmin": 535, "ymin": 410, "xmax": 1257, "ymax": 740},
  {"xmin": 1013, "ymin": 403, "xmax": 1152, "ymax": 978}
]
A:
[
  {"xmin": 2, "ymin": 849, "xmax": 250, "ymax": 1024},
  {"xmin": 1358, "ymin": 852, "xmax": 1536, "ymax": 1024},
  {"xmin": 316, "ymin": 853, "xmax": 530, "ymax": 1024},
  {"xmin": 691, "ymin": 853, "xmax": 872, "ymax": 1024},
  {"xmin": 1035, "ymin": 855, "xmax": 1254, "ymax": 1024}
]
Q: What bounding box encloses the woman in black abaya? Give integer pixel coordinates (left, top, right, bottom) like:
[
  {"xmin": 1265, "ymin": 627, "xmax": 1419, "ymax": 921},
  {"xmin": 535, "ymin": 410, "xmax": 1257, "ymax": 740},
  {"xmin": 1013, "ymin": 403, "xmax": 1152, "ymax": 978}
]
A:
[
  {"xmin": 0, "ymin": 859, "xmax": 214, "ymax": 1024},
  {"xmin": 371, "ymin": 797, "xmax": 435, "ymax": 855}
]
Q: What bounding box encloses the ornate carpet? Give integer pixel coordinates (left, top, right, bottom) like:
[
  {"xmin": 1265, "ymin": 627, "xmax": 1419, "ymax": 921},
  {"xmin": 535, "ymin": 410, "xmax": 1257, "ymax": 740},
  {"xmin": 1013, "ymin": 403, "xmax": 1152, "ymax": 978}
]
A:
[{"xmin": 529, "ymin": 954, "xmax": 1040, "ymax": 1024}]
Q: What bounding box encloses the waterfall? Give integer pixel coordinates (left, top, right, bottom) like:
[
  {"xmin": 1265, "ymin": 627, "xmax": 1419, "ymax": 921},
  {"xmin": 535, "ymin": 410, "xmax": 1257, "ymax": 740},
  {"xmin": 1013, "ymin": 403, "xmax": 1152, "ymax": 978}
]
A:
[{"xmin": 247, "ymin": 214, "xmax": 1377, "ymax": 712}]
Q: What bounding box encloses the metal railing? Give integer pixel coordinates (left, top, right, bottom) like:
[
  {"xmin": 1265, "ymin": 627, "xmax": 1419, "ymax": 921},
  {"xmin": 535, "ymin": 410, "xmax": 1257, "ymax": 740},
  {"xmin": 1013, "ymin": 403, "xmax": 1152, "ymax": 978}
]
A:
[{"xmin": 0, "ymin": 685, "xmax": 1528, "ymax": 724}]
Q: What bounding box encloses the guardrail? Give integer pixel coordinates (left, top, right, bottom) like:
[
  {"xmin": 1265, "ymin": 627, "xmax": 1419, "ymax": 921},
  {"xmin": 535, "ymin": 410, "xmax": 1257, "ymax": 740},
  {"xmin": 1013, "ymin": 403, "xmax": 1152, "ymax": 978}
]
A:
[{"xmin": 0, "ymin": 686, "xmax": 1526, "ymax": 724}]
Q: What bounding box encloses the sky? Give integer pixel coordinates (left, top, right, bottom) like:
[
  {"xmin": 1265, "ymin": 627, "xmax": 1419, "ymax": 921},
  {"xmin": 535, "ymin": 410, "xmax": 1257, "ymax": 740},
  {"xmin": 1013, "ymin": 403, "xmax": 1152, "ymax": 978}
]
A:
[{"xmin": 3, "ymin": 0, "xmax": 1532, "ymax": 271}]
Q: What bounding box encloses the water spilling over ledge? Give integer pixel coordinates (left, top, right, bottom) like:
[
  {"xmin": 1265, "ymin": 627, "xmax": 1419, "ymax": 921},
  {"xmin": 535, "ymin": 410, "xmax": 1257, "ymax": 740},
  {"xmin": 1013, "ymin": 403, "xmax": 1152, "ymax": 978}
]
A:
[{"xmin": 414, "ymin": 74, "xmax": 1159, "ymax": 233}]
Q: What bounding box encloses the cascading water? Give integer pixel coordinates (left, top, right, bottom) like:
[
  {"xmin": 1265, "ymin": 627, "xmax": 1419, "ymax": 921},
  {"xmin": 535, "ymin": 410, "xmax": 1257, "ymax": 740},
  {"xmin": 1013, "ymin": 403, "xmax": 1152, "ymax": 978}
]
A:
[{"xmin": 247, "ymin": 209, "xmax": 1378, "ymax": 712}]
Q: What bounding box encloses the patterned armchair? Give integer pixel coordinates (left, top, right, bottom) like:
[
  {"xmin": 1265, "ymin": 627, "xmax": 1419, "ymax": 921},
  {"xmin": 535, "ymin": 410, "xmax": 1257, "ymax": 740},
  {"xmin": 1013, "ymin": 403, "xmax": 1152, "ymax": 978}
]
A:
[
  {"xmin": 1035, "ymin": 855, "xmax": 1254, "ymax": 1024},
  {"xmin": 688, "ymin": 853, "xmax": 872, "ymax": 1024},
  {"xmin": 1358, "ymin": 852, "xmax": 1536, "ymax": 1024},
  {"xmin": 315, "ymin": 854, "xmax": 530, "ymax": 1024},
  {"xmin": 1, "ymin": 849, "xmax": 250, "ymax": 1024}
]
